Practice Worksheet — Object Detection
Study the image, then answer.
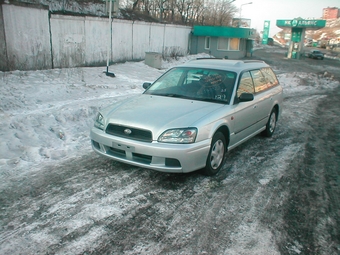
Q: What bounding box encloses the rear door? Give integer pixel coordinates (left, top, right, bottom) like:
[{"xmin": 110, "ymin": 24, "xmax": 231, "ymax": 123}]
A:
[
  {"xmin": 230, "ymin": 71, "xmax": 262, "ymax": 147},
  {"xmin": 251, "ymin": 67, "xmax": 281, "ymax": 125}
]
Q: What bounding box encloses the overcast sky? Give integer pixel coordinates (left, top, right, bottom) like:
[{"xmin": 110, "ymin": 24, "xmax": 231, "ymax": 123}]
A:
[{"xmin": 233, "ymin": 0, "xmax": 340, "ymax": 35}]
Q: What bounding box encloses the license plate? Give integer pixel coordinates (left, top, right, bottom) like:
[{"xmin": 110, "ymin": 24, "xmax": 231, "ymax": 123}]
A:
[{"xmin": 112, "ymin": 142, "xmax": 135, "ymax": 152}]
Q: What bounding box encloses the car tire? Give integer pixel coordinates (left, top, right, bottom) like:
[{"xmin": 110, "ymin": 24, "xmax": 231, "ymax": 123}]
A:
[
  {"xmin": 262, "ymin": 108, "xmax": 277, "ymax": 137},
  {"xmin": 201, "ymin": 132, "xmax": 226, "ymax": 176}
]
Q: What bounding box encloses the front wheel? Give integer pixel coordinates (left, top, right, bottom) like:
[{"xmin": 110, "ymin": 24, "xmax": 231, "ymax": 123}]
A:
[
  {"xmin": 201, "ymin": 132, "xmax": 226, "ymax": 176},
  {"xmin": 262, "ymin": 108, "xmax": 277, "ymax": 137}
]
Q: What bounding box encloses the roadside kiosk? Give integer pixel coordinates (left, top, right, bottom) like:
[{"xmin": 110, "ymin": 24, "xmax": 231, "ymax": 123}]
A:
[{"xmin": 276, "ymin": 19, "xmax": 326, "ymax": 59}]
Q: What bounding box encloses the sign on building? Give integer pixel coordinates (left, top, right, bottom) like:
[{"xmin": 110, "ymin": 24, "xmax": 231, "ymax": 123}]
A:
[
  {"xmin": 262, "ymin": 20, "xmax": 270, "ymax": 45},
  {"xmin": 276, "ymin": 19, "xmax": 326, "ymax": 28}
]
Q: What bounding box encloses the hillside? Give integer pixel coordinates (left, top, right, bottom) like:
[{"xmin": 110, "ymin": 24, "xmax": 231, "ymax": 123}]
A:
[{"xmin": 306, "ymin": 18, "xmax": 340, "ymax": 41}]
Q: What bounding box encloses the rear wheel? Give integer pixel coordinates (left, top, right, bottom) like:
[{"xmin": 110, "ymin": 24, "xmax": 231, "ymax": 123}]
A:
[
  {"xmin": 201, "ymin": 132, "xmax": 226, "ymax": 176},
  {"xmin": 262, "ymin": 108, "xmax": 277, "ymax": 137}
]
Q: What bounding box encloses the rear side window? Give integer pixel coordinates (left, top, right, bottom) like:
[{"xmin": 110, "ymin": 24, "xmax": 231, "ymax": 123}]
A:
[
  {"xmin": 261, "ymin": 67, "xmax": 279, "ymax": 87},
  {"xmin": 250, "ymin": 67, "xmax": 279, "ymax": 93},
  {"xmin": 236, "ymin": 67, "xmax": 279, "ymax": 103},
  {"xmin": 250, "ymin": 70, "xmax": 264, "ymax": 93}
]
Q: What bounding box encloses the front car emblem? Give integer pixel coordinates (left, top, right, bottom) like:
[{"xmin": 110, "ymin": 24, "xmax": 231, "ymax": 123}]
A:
[{"xmin": 124, "ymin": 128, "xmax": 132, "ymax": 135}]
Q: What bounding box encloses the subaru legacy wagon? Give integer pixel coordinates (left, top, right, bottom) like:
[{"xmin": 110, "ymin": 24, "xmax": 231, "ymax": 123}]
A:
[{"xmin": 90, "ymin": 59, "xmax": 283, "ymax": 175}]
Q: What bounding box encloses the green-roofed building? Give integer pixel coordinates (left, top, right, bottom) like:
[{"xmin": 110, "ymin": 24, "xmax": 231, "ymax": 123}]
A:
[{"xmin": 190, "ymin": 26, "xmax": 256, "ymax": 59}]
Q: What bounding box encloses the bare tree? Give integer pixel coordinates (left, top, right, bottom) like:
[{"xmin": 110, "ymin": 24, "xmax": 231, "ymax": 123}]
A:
[
  {"xmin": 216, "ymin": 0, "xmax": 237, "ymax": 26},
  {"xmin": 122, "ymin": 0, "xmax": 237, "ymax": 26}
]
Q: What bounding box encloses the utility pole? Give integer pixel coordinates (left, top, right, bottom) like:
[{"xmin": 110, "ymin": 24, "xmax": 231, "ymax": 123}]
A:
[{"xmin": 105, "ymin": 0, "xmax": 115, "ymax": 77}]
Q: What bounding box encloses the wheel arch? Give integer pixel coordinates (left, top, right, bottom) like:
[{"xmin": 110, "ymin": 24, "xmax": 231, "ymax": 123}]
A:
[
  {"xmin": 215, "ymin": 125, "xmax": 230, "ymax": 149},
  {"xmin": 273, "ymin": 104, "xmax": 280, "ymax": 120}
]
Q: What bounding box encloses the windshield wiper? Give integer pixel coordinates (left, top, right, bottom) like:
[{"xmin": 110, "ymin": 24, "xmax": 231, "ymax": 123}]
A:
[
  {"xmin": 151, "ymin": 93, "xmax": 228, "ymax": 104},
  {"xmin": 155, "ymin": 93, "xmax": 191, "ymax": 99},
  {"xmin": 198, "ymin": 98, "xmax": 229, "ymax": 104}
]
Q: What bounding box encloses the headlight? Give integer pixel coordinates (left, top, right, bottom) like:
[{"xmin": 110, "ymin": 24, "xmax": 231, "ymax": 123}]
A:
[
  {"xmin": 158, "ymin": 128, "xmax": 197, "ymax": 144},
  {"xmin": 94, "ymin": 113, "xmax": 105, "ymax": 130}
]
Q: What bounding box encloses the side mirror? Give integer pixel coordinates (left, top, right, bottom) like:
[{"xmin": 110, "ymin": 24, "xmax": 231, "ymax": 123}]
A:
[
  {"xmin": 143, "ymin": 82, "xmax": 152, "ymax": 89},
  {"xmin": 239, "ymin": 93, "xmax": 254, "ymax": 102}
]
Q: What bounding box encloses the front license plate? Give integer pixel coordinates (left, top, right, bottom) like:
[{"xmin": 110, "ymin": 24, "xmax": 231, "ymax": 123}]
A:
[{"xmin": 112, "ymin": 142, "xmax": 135, "ymax": 152}]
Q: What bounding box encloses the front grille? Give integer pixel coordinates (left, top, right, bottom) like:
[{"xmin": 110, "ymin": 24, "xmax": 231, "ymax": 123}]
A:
[
  {"xmin": 132, "ymin": 153, "xmax": 152, "ymax": 164},
  {"xmin": 106, "ymin": 124, "xmax": 152, "ymax": 142},
  {"xmin": 108, "ymin": 147, "xmax": 126, "ymax": 157}
]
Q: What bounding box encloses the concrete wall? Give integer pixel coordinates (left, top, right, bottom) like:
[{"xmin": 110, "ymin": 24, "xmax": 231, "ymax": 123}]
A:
[
  {"xmin": 85, "ymin": 16, "xmax": 108, "ymax": 66},
  {"xmin": 0, "ymin": 5, "xmax": 8, "ymax": 71},
  {"xmin": 112, "ymin": 19, "xmax": 133, "ymax": 62},
  {"xmin": 165, "ymin": 25, "xmax": 188, "ymax": 53},
  {"xmin": 0, "ymin": 3, "xmax": 191, "ymax": 71},
  {"xmin": 51, "ymin": 15, "xmax": 86, "ymax": 68},
  {"xmin": 1, "ymin": 4, "xmax": 52, "ymax": 70},
  {"xmin": 149, "ymin": 23, "xmax": 165, "ymax": 53},
  {"xmin": 132, "ymin": 21, "xmax": 150, "ymax": 60}
]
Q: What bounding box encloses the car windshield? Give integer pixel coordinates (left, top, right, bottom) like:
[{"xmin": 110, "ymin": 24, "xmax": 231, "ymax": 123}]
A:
[{"xmin": 144, "ymin": 67, "xmax": 236, "ymax": 104}]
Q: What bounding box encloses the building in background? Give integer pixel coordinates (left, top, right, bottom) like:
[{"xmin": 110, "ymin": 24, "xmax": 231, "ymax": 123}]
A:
[
  {"xmin": 322, "ymin": 7, "xmax": 339, "ymax": 19},
  {"xmin": 232, "ymin": 18, "xmax": 251, "ymax": 28},
  {"xmin": 190, "ymin": 26, "xmax": 256, "ymax": 59}
]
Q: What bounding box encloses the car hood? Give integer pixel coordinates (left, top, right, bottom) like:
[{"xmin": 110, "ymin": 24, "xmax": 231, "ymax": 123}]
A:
[{"xmin": 101, "ymin": 94, "xmax": 227, "ymax": 138}]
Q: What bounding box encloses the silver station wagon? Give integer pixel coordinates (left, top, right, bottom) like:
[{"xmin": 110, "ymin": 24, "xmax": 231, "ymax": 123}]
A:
[{"xmin": 90, "ymin": 59, "xmax": 283, "ymax": 175}]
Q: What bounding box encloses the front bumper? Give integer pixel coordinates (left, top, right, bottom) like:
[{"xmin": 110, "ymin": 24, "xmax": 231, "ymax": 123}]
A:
[{"xmin": 90, "ymin": 127, "xmax": 211, "ymax": 173}]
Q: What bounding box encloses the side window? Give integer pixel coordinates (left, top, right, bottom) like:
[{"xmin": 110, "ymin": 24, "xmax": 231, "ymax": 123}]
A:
[
  {"xmin": 261, "ymin": 67, "xmax": 279, "ymax": 87},
  {"xmin": 217, "ymin": 38, "xmax": 229, "ymax": 50},
  {"xmin": 237, "ymin": 71, "xmax": 254, "ymax": 97},
  {"xmin": 250, "ymin": 69, "xmax": 266, "ymax": 93},
  {"xmin": 229, "ymin": 38, "xmax": 240, "ymax": 51},
  {"xmin": 217, "ymin": 38, "xmax": 240, "ymax": 51},
  {"xmin": 205, "ymin": 37, "xmax": 210, "ymax": 49}
]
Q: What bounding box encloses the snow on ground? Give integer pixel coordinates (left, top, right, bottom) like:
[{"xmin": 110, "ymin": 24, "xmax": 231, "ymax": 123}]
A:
[
  {"xmin": 0, "ymin": 52, "xmax": 339, "ymax": 181},
  {"xmin": 0, "ymin": 50, "xmax": 340, "ymax": 255},
  {"xmin": 0, "ymin": 54, "xmax": 205, "ymax": 179}
]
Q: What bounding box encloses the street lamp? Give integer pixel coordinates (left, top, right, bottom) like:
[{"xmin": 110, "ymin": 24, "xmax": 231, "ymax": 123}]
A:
[
  {"xmin": 239, "ymin": 2, "xmax": 252, "ymax": 27},
  {"xmin": 240, "ymin": 2, "xmax": 252, "ymax": 18}
]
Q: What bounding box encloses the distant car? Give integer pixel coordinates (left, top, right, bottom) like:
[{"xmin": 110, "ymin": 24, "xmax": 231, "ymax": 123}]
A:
[
  {"xmin": 90, "ymin": 59, "xmax": 283, "ymax": 175},
  {"xmin": 307, "ymin": 50, "xmax": 324, "ymax": 60},
  {"xmin": 267, "ymin": 38, "xmax": 274, "ymax": 46},
  {"xmin": 304, "ymin": 42, "xmax": 313, "ymax": 47}
]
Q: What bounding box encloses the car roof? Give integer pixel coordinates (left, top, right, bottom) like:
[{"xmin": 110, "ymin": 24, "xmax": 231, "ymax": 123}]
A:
[{"xmin": 178, "ymin": 58, "xmax": 269, "ymax": 73}]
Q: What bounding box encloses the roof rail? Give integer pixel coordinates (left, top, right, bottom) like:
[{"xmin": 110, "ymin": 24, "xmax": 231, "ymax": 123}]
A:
[
  {"xmin": 194, "ymin": 58, "xmax": 265, "ymax": 64},
  {"xmin": 242, "ymin": 60, "xmax": 265, "ymax": 64},
  {"xmin": 195, "ymin": 57, "xmax": 221, "ymax": 60}
]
